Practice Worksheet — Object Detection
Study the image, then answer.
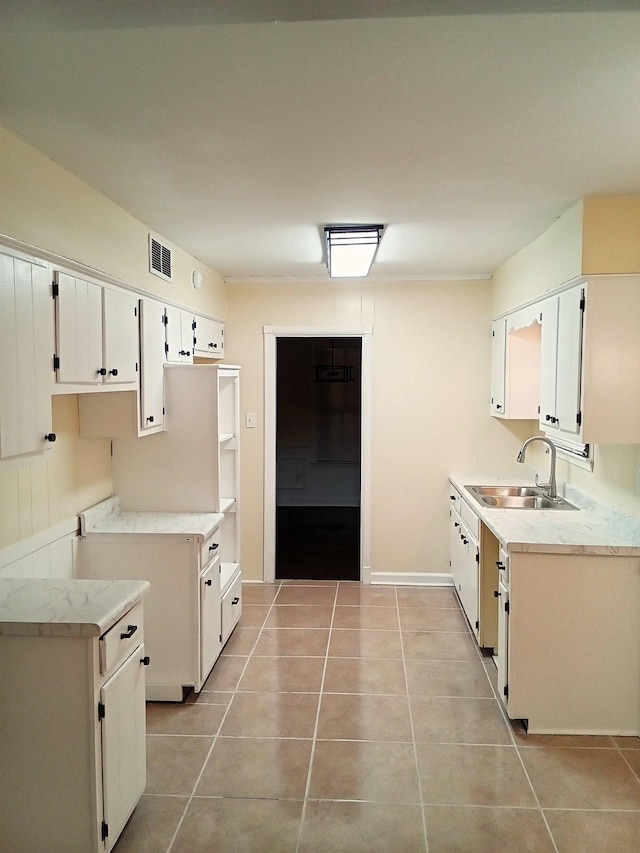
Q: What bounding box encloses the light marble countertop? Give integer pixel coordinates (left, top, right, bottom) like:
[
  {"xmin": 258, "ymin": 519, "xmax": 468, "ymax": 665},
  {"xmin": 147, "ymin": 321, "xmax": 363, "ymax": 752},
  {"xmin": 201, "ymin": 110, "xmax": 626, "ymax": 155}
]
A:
[
  {"xmin": 450, "ymin": 474, "xmax": 640, "ymax": 556},
  {"xmin": 79, "ymin": 496, "xmax": 223, "ymax": 538},
  {"xmin": 0, "ymin": 577, "xmax": 150, "ymax": 637}
]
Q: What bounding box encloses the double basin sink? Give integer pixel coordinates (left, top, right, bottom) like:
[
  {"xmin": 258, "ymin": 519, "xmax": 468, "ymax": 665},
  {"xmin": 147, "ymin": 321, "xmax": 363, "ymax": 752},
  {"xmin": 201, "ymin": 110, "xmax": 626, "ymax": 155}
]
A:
[{"xmin": 465, "ymin": 485, "xmax": 578, "ymax": 511}]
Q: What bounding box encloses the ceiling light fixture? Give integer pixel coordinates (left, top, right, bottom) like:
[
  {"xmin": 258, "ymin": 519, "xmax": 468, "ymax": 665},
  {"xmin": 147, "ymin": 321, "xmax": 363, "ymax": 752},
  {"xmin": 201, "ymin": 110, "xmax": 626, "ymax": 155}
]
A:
[{"xmin": 324, "ymin": 225, "xmax": 384, "ymax": 278}]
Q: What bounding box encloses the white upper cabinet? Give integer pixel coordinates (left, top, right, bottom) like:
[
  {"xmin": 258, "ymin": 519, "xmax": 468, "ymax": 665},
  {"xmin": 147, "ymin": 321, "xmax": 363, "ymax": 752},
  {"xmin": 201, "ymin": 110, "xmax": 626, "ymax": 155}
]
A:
[
  {"xmin": 53, "ymin": 271, "xmax": 138, "ymax": 387},
  {"xmin": 0, "ymin": 250, "xmax": 54, "ymax": 459},
  {"xmin": 539, "ymin": 287, "xmax": 583, "ymax": 440},
  {"xmin": 139, "ymin": 298, "xmax": 166, "ymax": 433},
  {"xmin": 193, "ymin": 313, "xmax": 224, "ymax": 359},
  {"xmin": 490, "ymin": 307, "xmax": 541, "ymax": 420},
  {"xmin": 490, "ymin": 319, "xmax": 506, "ymax": 416},
  {"xmin": 165, "ymin": 306, "xmax": 194, "ymax": 363}
]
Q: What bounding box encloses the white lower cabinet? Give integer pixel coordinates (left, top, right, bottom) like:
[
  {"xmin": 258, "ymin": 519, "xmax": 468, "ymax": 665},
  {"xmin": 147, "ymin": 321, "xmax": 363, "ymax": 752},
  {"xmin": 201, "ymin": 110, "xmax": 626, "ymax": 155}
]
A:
[
  {"xmin": 0, "ymin": 598, "xmax": 147, "ymax": 853},
  {"xmin": 200, "ymin": 556, "xmax": 223, "ymax": 684}
]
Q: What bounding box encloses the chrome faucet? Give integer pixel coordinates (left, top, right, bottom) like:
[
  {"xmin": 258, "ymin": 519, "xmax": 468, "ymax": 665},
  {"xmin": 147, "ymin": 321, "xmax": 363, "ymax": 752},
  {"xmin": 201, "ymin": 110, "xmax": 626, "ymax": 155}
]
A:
[{"xmin": 517, "ymin": 436, "xmax": 558, "ymax": 500}]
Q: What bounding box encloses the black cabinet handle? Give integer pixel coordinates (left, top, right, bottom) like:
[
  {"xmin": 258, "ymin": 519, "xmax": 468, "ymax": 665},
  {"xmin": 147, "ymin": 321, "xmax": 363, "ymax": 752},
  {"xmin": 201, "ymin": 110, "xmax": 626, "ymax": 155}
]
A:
[
  {"xmin": 120, "ymin": 624, "xmax": 138, "ymax": 639},
  {"xmin": 496, "ymin": 561, "xmax": 505, "ymax": 570},
  {"xmin": 185, "ymin": 350, "xmax": 191, "ymax": 356},
  {"xmin": 493, "ymin": 590, "xmax": 501, "ymax": 598},
  {"xmin": 146, "ymin": 415, "xmax": 155, "ymax": 423},
  {"xmin": 232, "ymin": 597, "xmax": 240, "ymax": 605},
  {"xmin": 209, "ymin": 543, "xmax": 219, "ymax": 551},
  {"xmin": 109, "ymin": 368, "xmax": 119, "ymax": 376},
  {"xmin": 449, "ymin": 495, "xmax": 455, "ymax": 501},
  {"xmin": 205, "ymin": 579, "xmax": 213, "ymax": 586},
  {"xmin": 97, "ymin": 367, "xmax": 107, "ymax": 376},
  {"xmin": 496, "ymin": 404, "xmax": 503, "ymax": 411},
  {"xmin": 140, "ymin": 656, "xmax": 150, "ymax": 666},
  {"xmin": 44, "ymin": 433, "xmax": 56, "ymax": 442}
]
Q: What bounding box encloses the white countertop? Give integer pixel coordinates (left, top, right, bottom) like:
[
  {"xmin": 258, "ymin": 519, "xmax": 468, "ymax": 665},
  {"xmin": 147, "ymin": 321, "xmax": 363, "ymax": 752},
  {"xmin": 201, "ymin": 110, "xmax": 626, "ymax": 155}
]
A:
[
  {"xmin": 80, "ymin": 496, "xmax": 223, "ymax": 538},
  {"xmin": 450, "ymin": 474, "xmax": 640, "ymax": 556},
  {"xmin": 0, "ymin": 577, "xmax": 150, "ymax": 637}
]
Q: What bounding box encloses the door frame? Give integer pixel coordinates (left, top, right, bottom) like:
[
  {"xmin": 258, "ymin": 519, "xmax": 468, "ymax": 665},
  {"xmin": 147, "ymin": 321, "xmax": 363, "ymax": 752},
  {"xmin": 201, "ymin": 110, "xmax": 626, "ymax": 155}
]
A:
[{"xmin": 263, "ymin": 326, "xmax": 373, "ymax": 584}]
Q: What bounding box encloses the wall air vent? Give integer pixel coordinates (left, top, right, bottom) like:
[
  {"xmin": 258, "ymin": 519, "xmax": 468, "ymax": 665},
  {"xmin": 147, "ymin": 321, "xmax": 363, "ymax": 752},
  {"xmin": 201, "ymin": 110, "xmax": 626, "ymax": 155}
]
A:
[{"xmin": 149, "ymin": 234, "xmax": 172, "ymax": 282}]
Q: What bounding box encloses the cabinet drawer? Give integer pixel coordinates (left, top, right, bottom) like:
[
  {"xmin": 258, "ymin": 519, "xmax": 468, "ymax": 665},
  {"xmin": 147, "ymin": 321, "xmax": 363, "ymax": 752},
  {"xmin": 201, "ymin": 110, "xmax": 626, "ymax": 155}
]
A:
[
  {"xmin": 99, "ymin": 601, "xmax": 144, "ymax": 678},
  {"xmin": 460, "ymin": 499, "xmax": 480, "ymax": 541},
  {"xmin": 448, "ymin": 487, "xmax": 462, "ymax": 515},
  {"xmin": 221, "ymin": 572, "xmax": 242, "ymax": 645},
  {"xmin": 201, "ymin": 530, "xmax": 221, "ymax": 567}
]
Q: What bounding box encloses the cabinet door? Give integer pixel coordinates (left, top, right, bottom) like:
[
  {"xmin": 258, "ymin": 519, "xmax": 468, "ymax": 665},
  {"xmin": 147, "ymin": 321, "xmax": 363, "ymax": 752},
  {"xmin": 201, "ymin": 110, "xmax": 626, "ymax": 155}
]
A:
[
  {"xmin": 102, "ymin": 288, "xmax": 139, "ymax": 384},
  {"xmin": 139, "ymin": 299, "xmax": 166, "ymax": 431},
  {"xmin": 538, "ymin": 295, "xmax": 559, "ymax": 430},
  {"xmin": 165, "ymin": 306, "xmax": 193, "ymax": 363},
  {"xmin": 496, "ymin": 581, "xmax": 509, "ymax": 710},
  {"xmin": 194, "ymin": 314, "xmax": 224, "ymax": 358},
  {"xmin": 490, "ymin": 318, "xmax": 506, "ymax": 416},
  {"xmin": 0, "ymin": 253, "xmax": 53, "ymax": 458},
  {"xmin": 54, "ymin": 272, "xmax": 103, "ymax": 384},
  {"xmin": 554, "ymin": 287, "xmax": 584, "ymax": 439},
  {"xmin": 200, "ymin": 561, "xmax": 222, "ymax": 685},
  {"xmin": 100, "ymin": 645, "xmax": 147, "ymax": 852}
]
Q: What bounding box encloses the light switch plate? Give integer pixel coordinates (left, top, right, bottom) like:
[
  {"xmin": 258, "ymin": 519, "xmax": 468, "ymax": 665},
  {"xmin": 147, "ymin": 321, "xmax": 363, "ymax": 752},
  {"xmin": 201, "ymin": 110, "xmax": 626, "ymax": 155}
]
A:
[{"xmin": 245, "ymin": 412, "xmax": 256, "ymax": 429}]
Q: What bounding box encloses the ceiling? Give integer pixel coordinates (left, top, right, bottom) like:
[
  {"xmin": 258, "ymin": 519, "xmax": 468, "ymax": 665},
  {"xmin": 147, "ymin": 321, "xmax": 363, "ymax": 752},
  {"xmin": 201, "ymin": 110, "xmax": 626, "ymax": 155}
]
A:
[{"xmin": 1, "ymin": 1, "xmax": 639, "ymax": 281}]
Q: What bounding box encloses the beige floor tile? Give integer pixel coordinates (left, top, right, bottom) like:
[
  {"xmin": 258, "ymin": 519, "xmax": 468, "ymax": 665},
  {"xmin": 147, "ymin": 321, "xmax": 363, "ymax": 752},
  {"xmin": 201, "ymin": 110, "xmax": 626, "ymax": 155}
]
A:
[
  {"xmin": 328, "ymin": 627, "xmax": 402, "ymax": 659},
  {"xmin": 316, "ymin": 693, "xmax": 413, "ymax": 741},
  {"xmin": 201, "ymin": 655, "xmax": 247, "ymax": 691},
  {"xmin": 275, "ymin": 585, "xmax": 337, "ymax": 605},
  {"xmin": 112, "ymin": 794, "xmax": 188, "ymax": 853},
  {"xmin": 253, "ymin": 627, "xmax": 330, "ymax": 657},
  {"xmin": 145, "ymin": 735, "xmax": 213, "ymax": 795},
  {"xmin": 544, "ymin": 808, "xmax": 640, "ymax": 853},
  {"xmin": 238, "ymin": 655, "xmax": 325, "ymax": 692},
  {"xmin": 264, "ymin": 604, "xmax": 334, "ymax": 628},
  {"xmin": 399, "ymin": 605, "xmax": 468, "ymax": 632},
  {"xmin": 309, "ymin": 740, "xmax": 421, "ymax": 803},
  {"xmin": 411, "ymin": 696, "xmax": 512, "ymax": 744},
  {"xmin": 405, "ymin": 659, "xmax": 494, "ymax": 698},
  {"xmin": 238, "ymin": 604, "xmax": 272, "ymax": 627},
  {"xmin": 241, "ymin": 583, "xmax": 281, "ymax": 605},
  {"xmin": 171, "ymin": 797, "xmax": 303, "ymax": 853},
  {"xmin": 323, "ymin": 657, "xmax": 407, "ymax": 695},
  {"xmin": 299, "ymin": 801, "xmax": 426, "ymax": 853},
  {"xmin": 220, "ymin": 691, "xmax": 320, "ymax": 738},
  {"xmin": 402, "ymin": 629, "xmax": 479, "ymax": 661},
  {"xmin": 519, "ymin": 747, "xmax": 640, "ymax": 809},
  {"xmin": 195, "ymin": 736, "xmax": 312, "ymax": 799},
  {"xmin": 336, "ymin": 585, "xmax": 398, "ymax": 606},
  {"xmin": 145, "ymin": 702, "xmax": 226, "ymax": 736},
  {"xmin": 622, "ymin": 748, "xmax": 640, "ymax": 779},
  {"xmin": 284, "ymin": 580, "xmax": 339, "ymax": 587},
  {"xmin": 219, "ymin": 627, "xmax": 260, "ymax": 655},
  {"xmin": 396, "ymin": 587, "xmax": 459, "ymax": 608},
  {"xmin": 512, "ymin": 730, "xmax": 615, "ymax": 749},
  {"xmin": 425, "ymin": 805, "xmax": 555, "ymax": 852},
  {"xmin": 191, "ymin": 689, "xmax": 234, "ymax": 706},
  {"xmin": 417, "ymin": 744, "xmax": 537, "ymax": 807},
  {"xmin": 333, "ymin": 605, "xmax": 400, "ymax": 630},
  {"xmin": 615, "ymin": 735, "xmax": 640, "ymax": 749}
]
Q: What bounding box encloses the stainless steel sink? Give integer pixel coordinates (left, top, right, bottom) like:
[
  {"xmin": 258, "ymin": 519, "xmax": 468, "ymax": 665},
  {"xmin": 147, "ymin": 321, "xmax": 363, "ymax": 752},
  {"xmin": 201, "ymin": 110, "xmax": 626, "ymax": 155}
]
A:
[{"xmin": 464, "ymin": 485, "xmax": 578, "ymax": 510}]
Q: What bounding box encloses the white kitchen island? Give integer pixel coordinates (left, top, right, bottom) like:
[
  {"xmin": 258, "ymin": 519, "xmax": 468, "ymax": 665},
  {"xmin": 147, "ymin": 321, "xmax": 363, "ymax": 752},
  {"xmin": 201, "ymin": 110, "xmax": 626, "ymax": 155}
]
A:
[
  {"xmin": 0, "ymin": 576, "xmax": 150, "ymax": 853},
  {"xmin": 448, "ymin": 475, "xmax": 640, "ymax": 735}
]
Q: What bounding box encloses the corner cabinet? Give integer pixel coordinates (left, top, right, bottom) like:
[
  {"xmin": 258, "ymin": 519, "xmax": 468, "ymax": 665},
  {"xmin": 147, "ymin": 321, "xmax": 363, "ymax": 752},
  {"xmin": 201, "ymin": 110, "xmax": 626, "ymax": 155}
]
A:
[
  {"xmin": 0, "ymin": 249, "xmax": 55, "ymax": 460},
  {"xmin": 0, "ymin": 580, "xmax": 149, "ymax": 853}
]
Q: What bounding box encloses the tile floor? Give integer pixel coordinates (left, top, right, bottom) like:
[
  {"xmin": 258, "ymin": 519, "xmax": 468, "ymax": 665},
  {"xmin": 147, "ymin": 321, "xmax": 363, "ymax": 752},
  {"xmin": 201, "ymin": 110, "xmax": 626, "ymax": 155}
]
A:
[{"xmin": 114, "ymin": 582, "xmax": 640, "ymax": 852}]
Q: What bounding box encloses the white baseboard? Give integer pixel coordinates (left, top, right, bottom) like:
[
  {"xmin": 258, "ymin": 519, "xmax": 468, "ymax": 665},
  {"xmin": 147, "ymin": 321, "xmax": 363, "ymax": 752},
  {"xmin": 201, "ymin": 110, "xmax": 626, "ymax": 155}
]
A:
[{"xmin": 369, "ymin": 572, "xmax": 453, "ymax": 587}]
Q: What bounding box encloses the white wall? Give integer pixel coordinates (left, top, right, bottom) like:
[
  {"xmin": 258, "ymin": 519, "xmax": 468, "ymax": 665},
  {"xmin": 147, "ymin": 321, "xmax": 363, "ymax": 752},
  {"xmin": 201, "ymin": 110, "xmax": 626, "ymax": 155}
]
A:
[{"xmin": 225, "ymin": 278, "xmax": 535, "ymax": 581}]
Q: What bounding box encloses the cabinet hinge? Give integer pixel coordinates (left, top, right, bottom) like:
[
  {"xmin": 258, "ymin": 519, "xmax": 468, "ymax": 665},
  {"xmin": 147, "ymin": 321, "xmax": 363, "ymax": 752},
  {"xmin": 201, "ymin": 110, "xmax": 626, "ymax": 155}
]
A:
[
  {"xmin": 51, "ymin": 282, "xmax": 59, "ymax": 298},
  {"xmin": 134, "ymin": 305, "xmax": 138, "ymax": 317},
  {"xmin": 475, "ymin": 552, "xmax": 479, "ymax": 563},
  {"xmin": 537, "ymin": 405, "xmax": 540, "ymax": 414},
  {"xmin": 192, "ymin": 320, "xmax": 197, "ymax": 331},
  {"xmin": 503, "ymin": 684, "xmax": 509, "ymax": 699},
  {"xmin": 505, "ymin": 601, "xmax": 510, "ymax": 614},
  {"xmin": 475, "ymin": 620, "xmax": 479, "ymax": 630},
  {"xmin": 162, "ymin": 406, "xmax": 165, "ymax": 415},
  {"xmin": 135, "ymin": 362, "xmax": 139, "ymax": 373},
  {"xmin": 101, "ymin": 821, "xmax": 109, "ymax": 841},
  {"xmin": 98, "ymin": 701, "xmax": 106, "ymax": 721},
  {"xmin": 164, "ymin": 342, "xmax": 169, "ymax": 354},
  {"xmin": 163, "ymin": 313, "xmax": 168, "ymax": 325},
  {"xmin": 491, "ymin": 330, "xmax": 495, "ymax": 337},
  {"xmin": 576, "ymin": 411, "xmax": 582, "ymax": 427},
  {"xmin": 219, "ymin": 633, "xmax": 223, "ymax": 642},
  {"xmin": 579, "ymin": 292, "xmax": 586, "ymax": 311},
  {"xmin": 53, "ymin": 354, "xmax": 60, "ymax": 372}
]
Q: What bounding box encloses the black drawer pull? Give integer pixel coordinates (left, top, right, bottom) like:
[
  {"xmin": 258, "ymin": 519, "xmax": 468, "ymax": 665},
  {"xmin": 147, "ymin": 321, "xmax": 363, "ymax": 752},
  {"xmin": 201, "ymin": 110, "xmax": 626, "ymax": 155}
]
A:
[
  {"xmin": 232, "ymin": 596, "xmax": 240, "ymax": 605},
  {"xmin": 205, "ymin": 579, "xmax": 213, "ymax": 586},
  {"xmin": 109, "ymin": 368, "xmax": 119, "ymax": 376},
  {"xmin": 496, "ymin": 561, "xmax": 505, "ymax": 570},
  {"xmin": 140, "ymin": 656, "xmax": 150, "ymax": 666},
  {"xmin": 97, "ymin": 367, "xmax": 107, "ymax": 376},
  {"xmin": 44, "ymin": 433, "xmax": 57, "ymax": 442},
  {"xmin": 120, "ymin": 624, "xmax": 138, "ymax": 639},
  {"xmin": 209, "ymin": 543, "xmax": 219, "ymax": 551}
]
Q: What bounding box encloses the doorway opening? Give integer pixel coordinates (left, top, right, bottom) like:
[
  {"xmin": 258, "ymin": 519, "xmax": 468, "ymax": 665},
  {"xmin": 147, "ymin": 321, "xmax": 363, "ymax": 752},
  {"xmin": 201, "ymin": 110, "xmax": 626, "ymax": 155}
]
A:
[{"xmin": 275, "ymin": 337, "xmax": 362, "ymax": 581}]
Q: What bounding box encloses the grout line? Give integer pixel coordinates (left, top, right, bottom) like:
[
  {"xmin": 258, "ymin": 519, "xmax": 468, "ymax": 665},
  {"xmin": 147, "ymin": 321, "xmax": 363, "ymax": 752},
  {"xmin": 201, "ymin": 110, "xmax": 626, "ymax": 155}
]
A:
[
  {"xmin": 396, "ymin": 585, "xmax": 430, "ymax": 853},
  {"xmin": 294, "ymin": 579, "xmax": 339, "ymax": 853},
  {"xmin": 165, "ymin": 581, "xmax": 284, "ymax": 853}
]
